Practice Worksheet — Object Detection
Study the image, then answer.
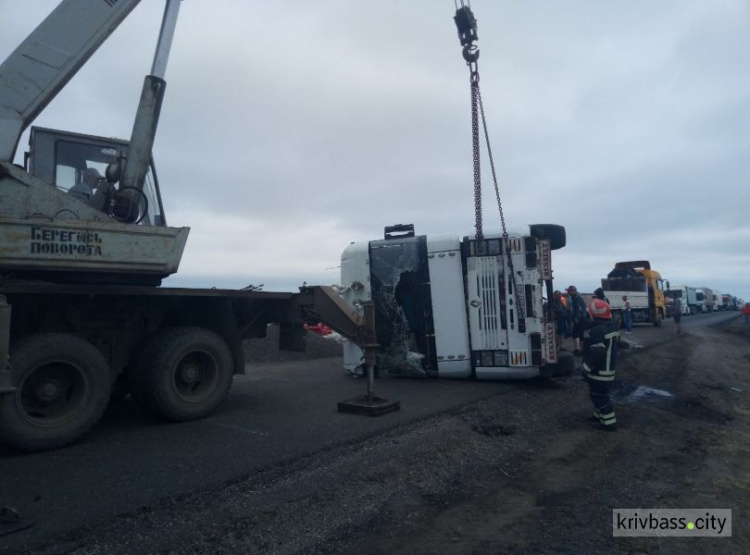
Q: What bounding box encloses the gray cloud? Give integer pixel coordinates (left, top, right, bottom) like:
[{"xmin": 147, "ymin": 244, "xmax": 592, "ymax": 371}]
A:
[{"xmin": 2, "ymin": 0, "xmax": 749, "ymax": 301}]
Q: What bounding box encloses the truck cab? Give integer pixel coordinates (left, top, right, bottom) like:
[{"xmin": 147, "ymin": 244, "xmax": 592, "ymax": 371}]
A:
[
  {"xmin": 666, "ymin": 283, "xmax": 696, "ymax": 316},
  {"xmin": 340, "ymin": 224, "xmax": 570, "ymax": 380}
]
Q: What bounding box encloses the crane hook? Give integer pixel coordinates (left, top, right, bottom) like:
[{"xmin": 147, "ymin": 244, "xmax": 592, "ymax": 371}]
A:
[{"xmin": 454, "ymin": 5, "xmax": 479, "ymax": 64}]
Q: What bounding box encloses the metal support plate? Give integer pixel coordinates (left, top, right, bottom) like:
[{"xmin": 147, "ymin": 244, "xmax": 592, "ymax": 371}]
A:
[{"xmin": 337, "ymin": 395, "xmax": 401, "ymax": 416}]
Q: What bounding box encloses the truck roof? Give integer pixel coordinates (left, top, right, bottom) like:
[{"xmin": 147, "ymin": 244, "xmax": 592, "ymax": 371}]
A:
[{"xmin": 614, "ymin": 260, "xmax": 651, "ymax": 270}]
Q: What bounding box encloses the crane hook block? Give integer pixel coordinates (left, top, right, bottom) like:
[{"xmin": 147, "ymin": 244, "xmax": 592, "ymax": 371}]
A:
[{"xmin": 454, "ymin": 6, "xmax": 478, "ymax": 48}]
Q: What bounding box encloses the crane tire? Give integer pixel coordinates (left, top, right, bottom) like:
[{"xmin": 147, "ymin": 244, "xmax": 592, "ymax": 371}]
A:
[
  {"xmin": 0, "ymin": 333, "xmax": 111, "ymax": 452},
  {"xmin": 129, "ymin": 327, "xmax": 233, "ymax": 422}
]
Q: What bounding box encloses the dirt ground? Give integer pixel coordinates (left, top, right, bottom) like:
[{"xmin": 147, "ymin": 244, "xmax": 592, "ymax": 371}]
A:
[{"xmin": 23, "ymin": 317, "xmax": 750, "ymax": 554}]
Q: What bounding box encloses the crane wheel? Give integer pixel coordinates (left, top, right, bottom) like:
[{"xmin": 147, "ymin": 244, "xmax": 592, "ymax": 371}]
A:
[
  {"xmin": 0, "ymin": 334, "xmax": 111, "ymax": 452},
  {"xmin": 129, "ymin": 327, "xmax": 233, "ymax": 421}
]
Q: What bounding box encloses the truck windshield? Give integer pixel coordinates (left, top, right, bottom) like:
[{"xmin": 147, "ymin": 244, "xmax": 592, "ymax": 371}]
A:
[{"xmin": 368, "ymin": 238, "xmax": 432, "ymax": 377}]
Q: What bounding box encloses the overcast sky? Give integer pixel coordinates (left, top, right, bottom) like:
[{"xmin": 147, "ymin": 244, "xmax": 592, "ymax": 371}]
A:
[{"xmin": 2, "ymin": 1, "xmax": 749, "ymax": 302}]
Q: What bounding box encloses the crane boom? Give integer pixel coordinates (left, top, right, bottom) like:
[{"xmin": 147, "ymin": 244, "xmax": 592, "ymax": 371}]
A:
[{"xmin": 0, "ymin": 0, "xmax": 143, "ymax": 162}]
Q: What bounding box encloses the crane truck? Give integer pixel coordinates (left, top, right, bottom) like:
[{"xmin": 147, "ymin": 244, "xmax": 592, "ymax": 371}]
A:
[{"xmin": 0, "ymin": 1, "xmax": 365, "ymax": 451}]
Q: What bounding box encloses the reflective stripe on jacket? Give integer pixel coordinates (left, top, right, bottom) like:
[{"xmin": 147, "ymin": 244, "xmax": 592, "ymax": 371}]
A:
[{"xmin": 582, "ymin": 321, "xmax": 619, "ymax": 381}]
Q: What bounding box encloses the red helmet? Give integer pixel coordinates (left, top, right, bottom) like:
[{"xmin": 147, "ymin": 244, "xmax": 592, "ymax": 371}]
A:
[{"xmin": 588, "ymin": 299, "xmax": 612, "ymax": 320}]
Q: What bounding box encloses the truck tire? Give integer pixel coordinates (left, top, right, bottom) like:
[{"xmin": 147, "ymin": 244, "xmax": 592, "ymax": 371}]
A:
[
  {"xmin": 612, "ymin": 311, "xmax": 623, "ymax": 330},
  {"xmin": 553, "ymin": 352, "xmax": 575, "ymax": 377},
  {"xmin": 0, "ymin": 334, "xmax": 111, "ymax": 452},
  {"xmin": 131, "ymin": 327, "xmax": 233, "ymax": 421},
  {"xmin": 529, "ymin": 224, "xmax": 566, "ymax": 250},
  {"xmin": 653, "ymin": 309, "xmax": 663, "ymax": 327}
]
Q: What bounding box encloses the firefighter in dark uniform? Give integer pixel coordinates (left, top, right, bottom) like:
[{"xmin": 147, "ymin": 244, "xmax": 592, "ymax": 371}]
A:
[{"xmin": 583, "ymin": 298, "xmax": 619, "ymax": 431}]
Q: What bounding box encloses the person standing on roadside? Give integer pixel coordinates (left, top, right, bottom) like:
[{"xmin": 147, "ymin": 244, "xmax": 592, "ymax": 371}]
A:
[
  {"xmin": 622, "ymin": 295, "xmax": 632, "ymax": 334},
  {"xmin": 673, "ymin": 296, "xmax": 683, "ymax": 333},
  {"xmin": 566, "ymin": 285, "xmax": 588, "ymax": 355},
  {"xmin": 553, "ymin": 290, "xmax": 571, "ymax": 351},
  {"xmin": 742, "ymin": 303, "xmax": 750, "ymax": 325},
  {"xmin": 583, "ymin": 298, "xmax": 619, "ymax": 431}
]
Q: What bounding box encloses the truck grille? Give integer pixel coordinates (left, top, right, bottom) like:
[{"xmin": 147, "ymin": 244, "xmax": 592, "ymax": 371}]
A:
[{"xmin": 474, "ymin": 257, "xmax": 503, "ymax": 349}]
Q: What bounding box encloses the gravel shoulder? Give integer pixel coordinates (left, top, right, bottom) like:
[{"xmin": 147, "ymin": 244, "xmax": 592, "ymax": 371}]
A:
[{"xmin": 21, "ymin": 318, "xmax": 750, "ymax": 554}]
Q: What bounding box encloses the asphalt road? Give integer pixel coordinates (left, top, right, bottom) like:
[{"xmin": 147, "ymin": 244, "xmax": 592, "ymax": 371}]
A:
[
  {"xmin": 0, "ymin": 310, "xmax": 738, "ymax": 551},
  {"xmin": 617, "ymin": 309, "xmax": 735, "ymax": 348}
]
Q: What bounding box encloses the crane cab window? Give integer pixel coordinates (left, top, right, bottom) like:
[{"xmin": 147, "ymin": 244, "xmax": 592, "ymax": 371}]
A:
[{"xmin": 27, "ymin": 127, "xmax": 166, "ymax": 227}]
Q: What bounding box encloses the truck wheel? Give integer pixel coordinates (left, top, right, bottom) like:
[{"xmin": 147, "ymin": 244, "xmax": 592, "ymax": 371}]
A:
[
  {"xmin": 0, "ymin": 334, "xmax": 111, "ymax": 452},
  {"xmin": 653, "ymin": 310, "xmax": 663, "ymax": 327},
  {"xmin": 553, "ymin": 352, "xmax": 575, "ymax": 377},
  {"xmin": 529, "ymin": 224, "xmax": 566, "ymax": 250},
  {"xmin": 132, "ymin": 327, "xmax": 233, "ymax": 421},
  {"xmin": 612, "ymin": 311, "xmax": 623, "ymax": 330}
]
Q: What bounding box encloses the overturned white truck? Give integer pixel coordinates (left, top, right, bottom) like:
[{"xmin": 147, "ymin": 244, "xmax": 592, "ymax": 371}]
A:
[{"xmin": 339, "ymin": 224, "xmax": 572, "ymax": 380}]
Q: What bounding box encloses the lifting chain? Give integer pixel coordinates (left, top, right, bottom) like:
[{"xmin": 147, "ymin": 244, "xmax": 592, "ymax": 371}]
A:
[{"xmin": 454, "ymin": 2, "xmax": 525, "ymax": 324}]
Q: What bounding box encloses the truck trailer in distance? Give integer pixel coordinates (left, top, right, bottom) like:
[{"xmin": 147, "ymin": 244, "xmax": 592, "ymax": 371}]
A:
[{"xmin": 601, "ymin": 261, "xmax": 667, "ymax": 328}]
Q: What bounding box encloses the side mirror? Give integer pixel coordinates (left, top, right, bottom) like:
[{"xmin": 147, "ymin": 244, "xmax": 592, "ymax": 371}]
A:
[{"xmin": 105, "ymin": 160, "xmax": 123, "ymax": 184}]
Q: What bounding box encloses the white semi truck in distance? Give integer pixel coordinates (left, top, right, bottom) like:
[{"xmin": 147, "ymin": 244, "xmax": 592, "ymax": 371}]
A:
[
  {"xmin": 339, "ymin": 224, "xmax": 574, "ymax": 381},
  {"xmin": 668, "ymin": 284, "xmax": 699, "ymax": 315},
  {"xmin": 695, "ymin": 287, "xmax": 715, "ymax": 313}
]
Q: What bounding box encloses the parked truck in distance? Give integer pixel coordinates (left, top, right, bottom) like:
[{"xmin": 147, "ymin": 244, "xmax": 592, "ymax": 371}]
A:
[
  {"xmin": 723, "ymin": 294, "xmax": 740, "ymax": 311},
  {"xmin": 713, "ymin": 291, "xmax": 724, "ymax": 311},
  {"xmin": 667, "ymin": 284, "xmax": 699, "ymax": 315},
  {"xmin": 696, "ymin": 287, "xmax": 715, "ymax": 313},
  {"xmin": 339, "ymin": 224, "xmax": 574, "ymax": 381},
  {"xmin": 601, "ymin": 261, "xmax": 667, "ymax": 329}
]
